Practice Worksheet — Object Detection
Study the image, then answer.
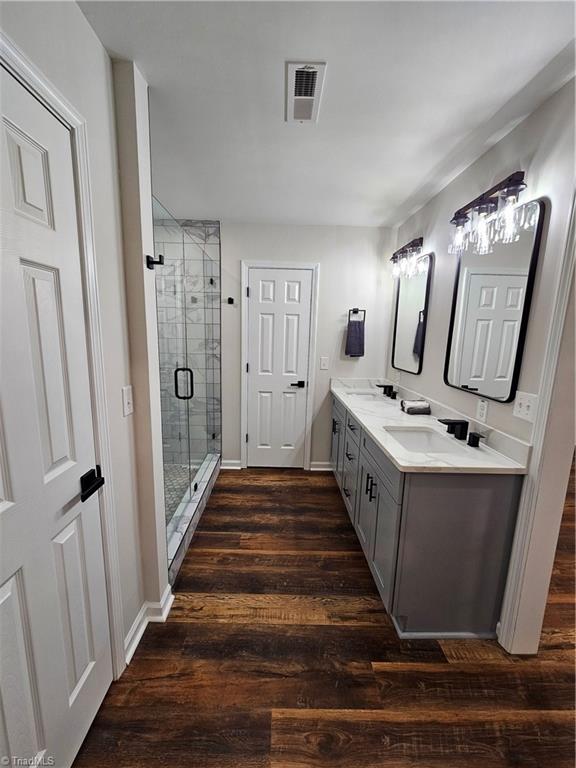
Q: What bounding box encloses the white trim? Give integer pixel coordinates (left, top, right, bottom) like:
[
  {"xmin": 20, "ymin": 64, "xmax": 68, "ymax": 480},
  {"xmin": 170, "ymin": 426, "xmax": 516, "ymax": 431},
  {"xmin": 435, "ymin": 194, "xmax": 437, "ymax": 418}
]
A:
[
  {"xmin": 498, "ymin": 190, "xmax": 576, "ymax": 653},
  {"xmin": 221, "ymin": 459, "xmax": 243, "ymax": 470},
  {"xmin": 124, "ymin": 586, "xmax": 174, "ymax": 665},
  {"xmin": 0, "ymin": 32, "xmax": 126, "ymax": 679},
  {"xmin": 310, "ymin": 461, "xmax": 332, "ymax": 472},
  {"xmin": 240, "ymin": 261, "xmax": 320, "ymax": 470}
]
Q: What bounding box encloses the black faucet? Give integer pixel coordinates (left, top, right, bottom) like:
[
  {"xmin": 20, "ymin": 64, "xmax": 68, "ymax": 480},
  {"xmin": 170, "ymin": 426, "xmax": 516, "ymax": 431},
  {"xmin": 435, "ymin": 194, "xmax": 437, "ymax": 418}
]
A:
[
  {"xmin": 438, "ymin": 418, "xmax": 469, "ymax": 440},
  {"xmin": 376, "ymin": 384, "xmax": 394, "ymax": 397},
  {"xmin": 467, "ymin": 432, "xmax": 485, "ymax": 448}
]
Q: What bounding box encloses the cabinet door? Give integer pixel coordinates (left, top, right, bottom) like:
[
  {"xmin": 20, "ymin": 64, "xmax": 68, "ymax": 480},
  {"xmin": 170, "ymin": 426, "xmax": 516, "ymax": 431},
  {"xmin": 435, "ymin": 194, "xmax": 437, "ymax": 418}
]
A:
[
  {"xmin": 330, "ymin": 415, "xmax": 341, "ymax": 475},
  {"xmin": 341, "ymin": 434, "xmax": 359, "ymax": 522},
  {"xmin": 372, "ymin": 481, "xmax": 401, "ymax": 611},
  {"xmin": 356, "ymin": 460, "xmax": 378, "ymax": 557}
]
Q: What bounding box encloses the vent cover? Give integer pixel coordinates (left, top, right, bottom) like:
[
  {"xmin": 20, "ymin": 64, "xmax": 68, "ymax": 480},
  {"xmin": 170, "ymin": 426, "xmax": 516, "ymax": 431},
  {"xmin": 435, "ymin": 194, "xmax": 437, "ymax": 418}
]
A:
[{"xmin": 286, "ymin": 62, "xmax": 326, "ymax": 123}]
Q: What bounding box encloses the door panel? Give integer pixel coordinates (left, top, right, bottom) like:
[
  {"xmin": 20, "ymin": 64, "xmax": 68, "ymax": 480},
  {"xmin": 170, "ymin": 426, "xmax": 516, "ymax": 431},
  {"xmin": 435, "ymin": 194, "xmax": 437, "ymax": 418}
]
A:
[
  {"xmin": 0, "ymin": 572, "xmax": 45, "ymax": 764},
  {"xmin": 1, "ymin": 68, "xmax": 112, "ymax": 767},
  {"xmin": 247, "ymin": 267, "xmax": 313, "ymax": 467}
]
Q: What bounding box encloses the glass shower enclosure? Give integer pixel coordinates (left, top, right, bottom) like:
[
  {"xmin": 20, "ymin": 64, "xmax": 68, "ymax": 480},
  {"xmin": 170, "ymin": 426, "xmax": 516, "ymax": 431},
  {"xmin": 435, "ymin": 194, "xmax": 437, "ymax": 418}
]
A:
[{"xmin": 152, "ymin": 198, "xmax": 221, "ymax": 580}]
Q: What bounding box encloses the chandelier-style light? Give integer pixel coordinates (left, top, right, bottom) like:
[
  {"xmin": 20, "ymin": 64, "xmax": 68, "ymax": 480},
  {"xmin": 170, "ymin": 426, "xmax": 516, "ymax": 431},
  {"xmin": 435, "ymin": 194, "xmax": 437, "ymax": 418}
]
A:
[
  {"xmin": 390, "ymin": 237, "xmax": 429, "ymax": 280},
  {"xmin": 448, "ymin": 171, "xmax": 530, "ymax": 257}
]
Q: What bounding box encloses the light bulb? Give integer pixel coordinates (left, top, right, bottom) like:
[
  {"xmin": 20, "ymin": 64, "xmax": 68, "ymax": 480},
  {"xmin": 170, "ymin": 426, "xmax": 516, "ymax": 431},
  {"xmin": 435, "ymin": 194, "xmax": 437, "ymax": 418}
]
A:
[
  {"xmin": 417, "ymin": 256, "xmax": 428, "ymax": 275},
  {"xmin": 475, "ymin": 212, "xmax": 492, "ymax": 255},
  {"xmin": 500, "ymin": 196, "xmax": 520, "ymax": 244},
  {"xmin": 400, "ymin": 257, "xmax": 407, "ymax": 274},
  {"xmin": 392, "ymin": 261, "xmax": 400, "ymax": 278}
]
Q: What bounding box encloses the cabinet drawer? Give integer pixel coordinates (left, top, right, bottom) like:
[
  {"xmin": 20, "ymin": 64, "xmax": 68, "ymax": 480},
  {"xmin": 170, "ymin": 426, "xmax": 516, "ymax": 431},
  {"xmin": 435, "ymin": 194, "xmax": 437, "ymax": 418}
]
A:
[
  {"xmin": 346, "ymin": 411, "xmax": 361, "ymax": 443},
  {"xmin": 361, "ymin": 432, "xmax": 404, "ymax": 502},
  {"xmin": 332, "ymin": 395, "xmax": 345, "ymax": 422},
  {"xmin": 342, "ymin": 435, "xmax": 360, "ymax": 522}
]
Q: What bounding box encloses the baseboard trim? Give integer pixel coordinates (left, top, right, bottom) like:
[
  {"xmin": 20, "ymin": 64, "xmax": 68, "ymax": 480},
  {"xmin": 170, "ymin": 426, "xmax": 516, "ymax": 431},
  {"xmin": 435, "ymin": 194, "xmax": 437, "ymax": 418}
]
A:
[
  {"xmin": 124, "ymin": 585, "xmax": 174, "ymax": 664},
  {"xmin": 310, "ymin": 461, "xmax": 332, "ymax": 472},
  {"xmin": 221, "ymin": 459, "xmax": 242, "ymax": 469}
]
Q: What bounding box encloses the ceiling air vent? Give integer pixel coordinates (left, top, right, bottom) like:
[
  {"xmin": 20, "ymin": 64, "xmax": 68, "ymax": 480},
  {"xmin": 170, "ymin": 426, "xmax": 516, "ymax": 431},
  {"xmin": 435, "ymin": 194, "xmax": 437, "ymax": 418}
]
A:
[{"xmin": 286, "ymin": 62, "xmax": 326, "ymax": 123}]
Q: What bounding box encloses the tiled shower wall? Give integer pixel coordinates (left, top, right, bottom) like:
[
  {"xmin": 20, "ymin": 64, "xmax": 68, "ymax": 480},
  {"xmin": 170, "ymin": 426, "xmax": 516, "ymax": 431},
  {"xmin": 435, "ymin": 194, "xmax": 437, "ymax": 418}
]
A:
[{"xmin": 154, "ymin": 218, "xmax": 221, "ymax": 470}]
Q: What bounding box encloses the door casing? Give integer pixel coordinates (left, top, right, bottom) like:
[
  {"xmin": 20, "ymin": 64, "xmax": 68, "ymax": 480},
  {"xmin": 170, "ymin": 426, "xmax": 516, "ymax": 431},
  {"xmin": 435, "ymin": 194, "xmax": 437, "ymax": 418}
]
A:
[
  {"xmin": 0, "ymin": 31, "xmax": 126, "ymax": 679},
  {"xmin": 241, "ymin": 261, "xmax": 320, "ymax": 470}
]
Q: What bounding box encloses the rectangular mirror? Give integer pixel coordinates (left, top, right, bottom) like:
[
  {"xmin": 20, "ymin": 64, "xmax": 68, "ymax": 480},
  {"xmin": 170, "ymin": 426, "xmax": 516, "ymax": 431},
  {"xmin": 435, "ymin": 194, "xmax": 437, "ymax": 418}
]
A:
[
  {"xmin": 392, "ymin": 253, "xmax": 434, "ymax": 374},
  {"xmin": 445, "ymin": 199, "xmax": 544, "ymax": 402}
]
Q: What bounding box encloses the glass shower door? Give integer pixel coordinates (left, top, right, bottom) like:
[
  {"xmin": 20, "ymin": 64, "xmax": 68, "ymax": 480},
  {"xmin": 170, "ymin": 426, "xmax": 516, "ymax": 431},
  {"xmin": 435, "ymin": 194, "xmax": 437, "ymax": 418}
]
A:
[{"xmin": 153, "ymin": 199, "xmax": 192, "ymax": 531}]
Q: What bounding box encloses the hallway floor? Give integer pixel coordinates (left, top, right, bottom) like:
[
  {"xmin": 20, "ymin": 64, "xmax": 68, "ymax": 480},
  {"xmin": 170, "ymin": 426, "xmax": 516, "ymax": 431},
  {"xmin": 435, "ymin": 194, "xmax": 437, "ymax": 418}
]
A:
[{"xmin": 75, "ymin": 468, "xmax": 575, "ymax": 767}]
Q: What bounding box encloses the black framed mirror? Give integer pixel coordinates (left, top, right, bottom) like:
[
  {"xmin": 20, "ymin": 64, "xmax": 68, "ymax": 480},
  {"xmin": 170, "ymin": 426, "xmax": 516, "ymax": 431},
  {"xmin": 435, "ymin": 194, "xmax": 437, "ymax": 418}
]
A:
[
  {"xmin": 444, "ymin": 199, "xmax": 545, "ymax": 402},
  {"xmin": 391, "ymin": 253, "xmax": 434, "ymax": 374}
]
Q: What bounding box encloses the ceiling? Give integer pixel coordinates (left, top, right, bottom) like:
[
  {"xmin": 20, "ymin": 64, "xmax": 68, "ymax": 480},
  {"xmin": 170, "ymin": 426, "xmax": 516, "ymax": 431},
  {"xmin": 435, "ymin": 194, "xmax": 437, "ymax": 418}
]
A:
[{"xmin": 80, "ymin": 1, "xmax": 575, "ymax": 226}]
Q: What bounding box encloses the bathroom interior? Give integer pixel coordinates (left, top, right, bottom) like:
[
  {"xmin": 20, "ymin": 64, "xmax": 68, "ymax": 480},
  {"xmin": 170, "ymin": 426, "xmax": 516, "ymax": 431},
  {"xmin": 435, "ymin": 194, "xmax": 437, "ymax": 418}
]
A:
[{"xmin": 0, "ymin": 2, "xmax": 574, "ymax": 766}]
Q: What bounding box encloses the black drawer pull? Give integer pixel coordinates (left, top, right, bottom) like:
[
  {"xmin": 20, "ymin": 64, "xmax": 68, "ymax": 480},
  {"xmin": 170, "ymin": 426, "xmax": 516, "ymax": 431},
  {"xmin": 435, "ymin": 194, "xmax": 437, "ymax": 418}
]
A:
[
  {"xmin": 345, "ymin": 451, "xmax": 354, "ymax": 461},
  {"xmin": 365, "ymin": 472, "xmax": 372, "ymax": 495},
  {"xmin": 348, "ymin": 423, "xmax": 357, "ymax": 432},
  {"xmin": 80, "ymin": 465, "xmax": 105, "ymax": 502},
  {"xmin": 343, "ymin": 487, "xmax": 351, "ymax": 498},
  {"xmin": 369, "ymin": 479, "xmax": 377, "ymax": 502}
]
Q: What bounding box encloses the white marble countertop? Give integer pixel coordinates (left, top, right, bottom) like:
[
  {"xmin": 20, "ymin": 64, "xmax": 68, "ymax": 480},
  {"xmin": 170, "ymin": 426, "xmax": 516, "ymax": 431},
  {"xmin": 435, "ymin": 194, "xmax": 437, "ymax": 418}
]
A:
[{"xmin": 331, "ymin": 381, "xmax": 527, "ymax": 475}]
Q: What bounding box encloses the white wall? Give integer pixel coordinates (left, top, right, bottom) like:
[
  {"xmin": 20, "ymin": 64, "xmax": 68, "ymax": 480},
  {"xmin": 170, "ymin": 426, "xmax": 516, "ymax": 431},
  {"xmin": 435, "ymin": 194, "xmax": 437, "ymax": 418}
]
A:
[
  {"xmin": 221, "ymin": 224, "xmax": 393, "ymax": 465},
  {"xmin": 388, "ymin": 81, "xmax": 575, "ymax": 444},
  {"xmin": 0, "ymin": 3, "xmax": 145, "ymax": 638}
]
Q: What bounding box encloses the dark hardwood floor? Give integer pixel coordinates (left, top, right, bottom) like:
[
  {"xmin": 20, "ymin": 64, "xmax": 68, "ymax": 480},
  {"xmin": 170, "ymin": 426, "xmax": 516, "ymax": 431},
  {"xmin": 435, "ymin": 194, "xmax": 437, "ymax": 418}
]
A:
[{"xmin": 74, "ymin": 466, "xmax": 575, "ymax": 767}]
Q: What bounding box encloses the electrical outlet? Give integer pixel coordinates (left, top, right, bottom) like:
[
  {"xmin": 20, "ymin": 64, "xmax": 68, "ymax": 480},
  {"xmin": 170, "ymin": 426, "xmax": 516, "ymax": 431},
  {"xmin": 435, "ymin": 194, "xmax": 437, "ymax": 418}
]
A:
[
  {"xmin": 122, "ymin": 385, "xmax": 134, "ymax": 416},
  {"xmin": 476, "ymin": 399, "xmax": 488, "ymax": 423},
  {"xmin": 513, "ymin": 391, "xmax": 538, "ymax": 423},
  {"xmin": 320, "ymin": 356, "xmax": 329, "ymax": 370}
]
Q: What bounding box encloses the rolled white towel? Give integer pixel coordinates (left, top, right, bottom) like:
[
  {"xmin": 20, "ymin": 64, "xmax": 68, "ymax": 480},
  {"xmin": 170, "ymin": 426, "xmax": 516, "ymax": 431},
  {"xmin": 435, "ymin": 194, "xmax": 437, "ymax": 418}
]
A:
[{"xmin": 400, "ymin": 399, "xmax": 431, "ymax": 415}]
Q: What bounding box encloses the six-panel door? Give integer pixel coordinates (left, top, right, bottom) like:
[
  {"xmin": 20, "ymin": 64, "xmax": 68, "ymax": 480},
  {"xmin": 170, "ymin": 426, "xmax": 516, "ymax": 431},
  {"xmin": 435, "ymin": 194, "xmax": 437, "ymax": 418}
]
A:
[
  {"xmin": 0, "ymin": 68, "xmax": 112, "ymax": 767},
  {"xmin": 247, "ymin": 267, "xmax": 313, "ymax": 467}
]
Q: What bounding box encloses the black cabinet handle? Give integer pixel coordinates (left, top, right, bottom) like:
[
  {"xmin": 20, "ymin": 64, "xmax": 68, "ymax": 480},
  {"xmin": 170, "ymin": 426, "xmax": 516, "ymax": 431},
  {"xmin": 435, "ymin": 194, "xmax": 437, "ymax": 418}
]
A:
[
  {"xmin": 345, "ymin": 451, "xmax": 354, "ymax": 461},
  {"xmin": 365, "ymin": 472, "xmax": 372, "ymax": 495},
  {"xmin": 343, "ymin": 487, "xmax": 351, "ymax": 498},
  {"xmin": 80, "ymin": 465, "xmax": 105, "ymax": 502},
  {"xmin": 348, "ymin": 423, "xmax": 357, "ymax": 432},
  {"xmin": 174, "ymin": 367, "xmax": 194, "ymax": 400},
  {"xmin": 369, "ymin": 479, "xmax": 377, "ymax": 502},
  {"xmin": 332, "ymin": 418, "xmax": 340, "ymax": 435}
]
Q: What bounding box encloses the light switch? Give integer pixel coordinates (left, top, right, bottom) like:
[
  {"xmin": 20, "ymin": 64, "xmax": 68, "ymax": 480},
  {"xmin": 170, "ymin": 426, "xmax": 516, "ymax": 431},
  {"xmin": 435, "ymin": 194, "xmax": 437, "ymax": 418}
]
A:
[
  {"xmin": 122, "ymin": 385, "xmax": 134, "ymax": 416},
  {"xmin": 320, "ymin": 356, "xmax": 329, "ymax": 370}
]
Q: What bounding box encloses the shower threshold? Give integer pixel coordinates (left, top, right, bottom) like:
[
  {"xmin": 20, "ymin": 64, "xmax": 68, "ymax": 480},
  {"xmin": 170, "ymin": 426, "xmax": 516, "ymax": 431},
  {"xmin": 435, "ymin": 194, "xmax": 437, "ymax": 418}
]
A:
[{"xmin": 166, "ymin": 452, "xmax": 220, "ymax": 582}]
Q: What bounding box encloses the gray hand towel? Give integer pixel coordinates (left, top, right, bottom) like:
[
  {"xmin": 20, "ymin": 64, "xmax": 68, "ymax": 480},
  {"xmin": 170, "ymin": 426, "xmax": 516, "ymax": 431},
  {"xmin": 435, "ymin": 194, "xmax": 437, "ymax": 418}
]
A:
[{"xmin": 345, "ymin": 319, "xmax": 365, "ymax": 357}]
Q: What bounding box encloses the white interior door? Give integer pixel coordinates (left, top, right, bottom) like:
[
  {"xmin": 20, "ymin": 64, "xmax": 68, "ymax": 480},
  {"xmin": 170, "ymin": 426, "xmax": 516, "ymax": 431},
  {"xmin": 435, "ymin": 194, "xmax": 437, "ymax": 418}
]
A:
[
  {"xmin": 246, "ymin": 267, "xmax": 313, "ymax": 467},
  {"xmin": 0, "ymin": 68, "xmax": 112, "ymax": 767},
  {"xmin": 458, "ymin": 271, "xmax": 527, "ymax": 399}
]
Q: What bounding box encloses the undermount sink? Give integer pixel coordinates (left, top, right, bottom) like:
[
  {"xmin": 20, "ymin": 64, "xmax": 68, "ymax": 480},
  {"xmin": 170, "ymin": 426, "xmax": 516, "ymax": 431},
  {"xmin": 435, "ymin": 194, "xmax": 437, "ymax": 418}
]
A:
[
  {"xmin": 347, "ymin": 392, "xmax": 385, "ymax": 401},
  {"xmin": 384, "ymin": 426, "xmax": 458, "ymax": 454}
]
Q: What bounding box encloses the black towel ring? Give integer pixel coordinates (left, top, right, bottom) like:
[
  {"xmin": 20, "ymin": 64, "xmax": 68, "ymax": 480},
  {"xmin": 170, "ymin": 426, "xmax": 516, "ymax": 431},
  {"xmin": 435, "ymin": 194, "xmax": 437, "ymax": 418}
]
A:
[{"xmin": 348, "ymin": 308, "xmax": 366, "ymax": 322}]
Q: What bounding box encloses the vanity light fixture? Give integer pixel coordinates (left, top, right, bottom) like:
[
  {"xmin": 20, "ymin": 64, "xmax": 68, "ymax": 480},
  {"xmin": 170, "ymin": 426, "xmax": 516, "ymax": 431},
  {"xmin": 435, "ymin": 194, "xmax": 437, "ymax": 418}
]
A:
[
  {"xmin": 448, "ymin": 171, "xmax": 529, "ymax": 256},
  {"xmin": 390, "ymin": 237, "xmax": 425, "ymax": 280}
]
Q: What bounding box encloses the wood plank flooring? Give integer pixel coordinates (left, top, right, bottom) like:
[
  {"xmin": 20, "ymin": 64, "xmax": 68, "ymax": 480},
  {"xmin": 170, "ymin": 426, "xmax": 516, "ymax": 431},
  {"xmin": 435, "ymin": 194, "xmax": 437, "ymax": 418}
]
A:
[{"xmin": 74, "ymin": 466, "xmax": 575, "ymax": 767}]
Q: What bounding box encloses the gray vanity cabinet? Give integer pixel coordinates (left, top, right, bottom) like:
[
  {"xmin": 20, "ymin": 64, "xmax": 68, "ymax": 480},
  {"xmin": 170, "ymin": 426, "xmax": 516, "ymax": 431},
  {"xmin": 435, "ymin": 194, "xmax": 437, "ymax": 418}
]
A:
[{"xmin": 331, "ymin": 394, "xmax": 523, "ymax": 638}]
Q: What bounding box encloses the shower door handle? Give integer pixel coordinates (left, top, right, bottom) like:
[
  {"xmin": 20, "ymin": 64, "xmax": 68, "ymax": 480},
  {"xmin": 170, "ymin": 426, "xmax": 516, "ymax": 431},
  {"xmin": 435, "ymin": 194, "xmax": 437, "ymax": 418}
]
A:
[{"xmin": 174, "ymin": 367, "xmax": 194, "ymax": 400}]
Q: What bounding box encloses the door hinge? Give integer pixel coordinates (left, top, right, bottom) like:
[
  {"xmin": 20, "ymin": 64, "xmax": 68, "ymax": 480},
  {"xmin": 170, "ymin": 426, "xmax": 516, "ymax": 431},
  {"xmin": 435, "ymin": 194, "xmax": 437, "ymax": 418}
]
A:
[
  {"xmin": 245, "ymin": 433, "xmax": 249, "ymax": 443},
  {"xmin": 246, "ymin": 362, "xmax": 249, "ymax": 373},
  {"xmin": 246, "ymin": 286, "xmax": 250, "ymax": 298}
]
